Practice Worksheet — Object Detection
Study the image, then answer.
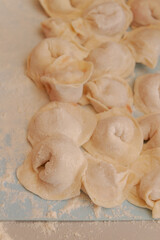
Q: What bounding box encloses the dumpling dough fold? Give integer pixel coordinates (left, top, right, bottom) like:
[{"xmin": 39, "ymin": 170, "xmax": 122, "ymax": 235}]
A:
[
  {"xmin": 72, "ymin": 0, "xmax": 132, "ymax": 49},
  {"xmin": 82, "ymin": 0, "xmax": 132, "ymax": 39},
  {"xmin": 41, "ymin": 18, "xmax": 77, "ymax": 40},
  {"xmin": 82, "ymin": 152, "xmax": 136, "ymax": 208},
  {"xmin": 17, "ymin": 134, "xmax": 87, "ymax": 200},
  {"xmin": 134, "ymin": 73, "xmax": 160, "ymax": 114},
  {"xmin": 39, "ymin": 0, "xmax": 93, "ymax": 19},
  {"xmin": 40, "ymin": 58, "xmax": 93, "ymax": 103},
  {"xmin": 128, "ymin": 148, "xmax": 160, "ymax": 218},
  {"xmin": 128, "ymin": 0, "xmax": 160, "ymax": 28},
  {"xmin": 81, "ymin": 74, "xmax": 133, "ymax": 113},
  {"xmin": 83, "ymin": 108, "xmax": 143, "ymax": 166},
  {"xmin": 86, "ymin": 41, "xmax": 135, "ymax": 79},
  {"xmin": 138, "ymin": 113, "xmax": 160, "ymax": 151},
  {"xmin": 39, "ymin": 0, "xmax": 81, "ymax": 19},
  {"xmin": 123, "ymin": 25, "xmax": 160, "ymax": 68},
  {"xmin": 41, "ymin": 0, "xmax": 133, "ymax": 50},
  {"xmin": 27, "ymin": 37, "xmax": 93, "ymax": 103},
  {"xmin": 27, "ymin": 101, "xmax": 97, "ymax": 147}
]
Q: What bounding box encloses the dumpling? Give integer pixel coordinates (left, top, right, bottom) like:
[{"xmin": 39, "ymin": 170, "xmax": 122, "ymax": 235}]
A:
[
  {"xmin": 27, "ymin": 101, "xmax": 97, "ymax": 147},
  {"xmin": 86, "ymin": 41, "xmax": 135, "ymax": 79},
  {"xmin": 128, "ymin": 0, "xmax": 160, "ymax": 28},
  {"xmin": 41, "ymin": 18, "xmax": 77, "ymax": 41},
  {"xmin": 40, "ymin": 59, "xmax": 93, "ymax": 103},
  {"xmin": 41, "ymin": 0, "xmax": 133, "ymax": 50},
  {"xmin": 82, "ymin": 74, "xmax": 133, "ymax": 113},
  {"xmin": 139, "ymin": 167, "xmax": 160, "ymax": 218},
  {"xmin": 134, "ymin": 73, "xmax": 160, "ymax": 114},
  {"xmin": 82, "ymin": 0, "xmax": 132, "ymax": 40},
  {"xmin": 123, "ymin": 25, "xmax": 160, "ymax": 68},
  {"xmin": 138, "ymin": 113, "xmax": 160, "ymax": 151},
  {"xmin": 39, "ymin": 0, "xmax": 92, "ymax": 19},
  {"xmin": 27, "ymin": 38, "xmax": 93, "ymax": 103},
  {"xmin": 41, "ymin": 18, "xmax": 93, "ymax": 48},
  {"xmin": 41, "ymin": 17, "xmax": 107, "ymax": 50},
  {"xmin": 83, "ymin": 108, "xmax": 143, "ymax": 167},
  {"xmin": 17, "ymin": 134, "xmax": 87, "ymax": 200},
  {"xmin": 72, "ymin": 0, "xmax": 132, "ymax": 49},
  {"xmin": 82, "ymin": 152, "xmax": 134, "ymax": 208},
  {"xmin": 27, "ymin": 38, "xmax": 90, "ymax": 86},
  {"xmin": 39, "ymin": 0, "xmax": 80, "ymax": 19},
  {"xmin": 128, "ymin": 148, "xmax": 160, "ymax": 218}
]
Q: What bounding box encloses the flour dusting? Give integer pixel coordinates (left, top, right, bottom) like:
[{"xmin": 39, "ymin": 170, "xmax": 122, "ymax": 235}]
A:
[
  {"xmin": 59, "ymin": 193, "xmax": 91, "ymax": 216},
  {"xmin": 31, "ymin": 222, "xmax": 59, "ymax": 236},
  {"xmin": 93, "ymin": 205, "xmax": 102, "ymax": 218},
  {"xmin": 46, "ymin": 211, "xmax": 57, "ymax": 219},
  {"xmin": 0, "ymin": 223, "xmax": 13, "ymax": 240}
]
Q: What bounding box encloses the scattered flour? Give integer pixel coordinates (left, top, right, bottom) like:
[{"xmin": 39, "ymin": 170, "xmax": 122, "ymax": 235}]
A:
[
  {"xmin": 93, "ymin": 205, "xmax": 102, "ymax": 218},
  {"xmin": 74, "ymin": 232, "xmax": 81, "ymax": 238},
  {"xmin": 46, "ymin": 211, "xmax": 57, "ymax": 219},
  {"xmin": 59, "ymin": 193, "xmax": 91, "ymax": 216},
  {"xmin": 31, "ymin": 222, "xmax": 59, "ymax": 236},
  {"xmin": 0, "ymin": 223, "xmax": 13, "ymax": 240},
  {"xmin": 45, "ymin": 205, "xmax": 58, "ymax": 219}
]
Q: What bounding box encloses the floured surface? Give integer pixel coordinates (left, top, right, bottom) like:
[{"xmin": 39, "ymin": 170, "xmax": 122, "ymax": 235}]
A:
[
  {"xmin": 3, "ymin": 221, "xmax": 160, "ymax": 240},
  {"xmin": 0, "ymin": 0, "xmax": 160, "ymax": 221}
]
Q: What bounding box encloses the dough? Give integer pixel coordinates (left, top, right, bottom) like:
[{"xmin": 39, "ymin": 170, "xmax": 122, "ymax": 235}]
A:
[
  {"xmin": 138, "ymin": 113, "xmax": 160, "ymax": 151},
  {"xmin": 27, "ymin": 37, "xmax": 93, "ymax": 102},
  {"xmin": 83, "ymin": 0, "xmax": 132, "ymax": 39},
  {"xmin": 82, "ymin": 152, "xmax": 134, "ymax": 208},
  {"xmin": 86, "ymin": 41, "xmax": 135, "ymax": 79},
  {"xmin": 134, "ymin": 73, "xmax": 160, "ymax": 114},
  {"xmin": 82, "ymin": 74, "xmax": 133, "ymax": 112},
  {"xmin": 41, "ymin": 0, "xmax": 133, "ymax": 50},
  {"xmin": 128, "ymin": 148, "xmax": 160, "ymax": 218},
  {"xmin": 128, "ymin": 0, "xmax": 160, "ymax": 28},
  {"xmin": 17, "ymin": 134, "xmax": 87, "ymax": 200},
  {"xmin": 39, "ymin": 0, "xmax": 82, "ymax": 19},
  {"xmin": 27, "ymin": 101, "xmax": 97, "ymax": 147},
  {"xmin": 41, "ymin": 17, "xmax": 77, "ymax": 41},
  {"xmin": 123, "ymin": 25, "xmax": 160, "ymax": 68},
  {"xmin": 83, "ymin": 108, "xmax": 143, "ymax": 167}
]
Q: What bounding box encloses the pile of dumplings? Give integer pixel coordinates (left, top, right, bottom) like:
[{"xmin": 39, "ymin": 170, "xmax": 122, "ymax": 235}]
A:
[{"xmin": 17, "ymin": 0, "xmax": 160, "ymax": 218}]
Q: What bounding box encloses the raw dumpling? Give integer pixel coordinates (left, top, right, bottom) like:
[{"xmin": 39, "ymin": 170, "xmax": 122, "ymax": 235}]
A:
[
  {"xmin": 17, "ymin": 134, "xmax": 87, "ymax": 200},
  {"xmin": 72, "ymin": 0, "xmax": 132, "ymax": 49},
  {"xmin": 128, "ymin": 148, "xmax": 160, "ymax": 218},
  {"xmin": 41, "ymin": 17, "xmax": 107, "ymax": 50},
  {"xmin": 82, "ymin": 74, "xmax": 133, "ymax": 113},
  {"xmin": 82, "ymin": 152, "xmax": 134, "ymax": 208},
  {"xmin": 82, "ymin": 0, "xmax": 132, "ymax": 39},
  {"xmin": 86, "ymin": 41, "xmax": 135, "ymax": 79},
  {"xmin": 40, "ymin": 59, "xmax": 93, "ymax": 103},
  {"xmin": 41, "ymin": 18, "xmax": 94, "ymax": 49},
  {"xmin": 27, "ymin": 37, "xmax": 90, "ymax": 84},
  {"xmin": 138, "ymin": 113, "xmax": 160, "ymax": 151},
  {"xmin": 39, "ymin": 0, "xmax": 78, "ymax": 19},
  {"xmin": 39, "ymin": 0, "xmax": 92, "ymax": 19},
  {"xmin": 41, "ymin": 18, "xmax": 77, "ymax": 41},
  {"xmin": 128, "ymin": 0, "xmax": 160, "ymax": 28},
  {"xmin": 41, "ymin": 0, "xmax": 133, "ymax": 50},
  {"xmin": 27, "ymin": 101, "xmax": 97, "ymax": 147},
  {"xmin": 123, "ymin": 25, "xmax": 160, "ymax": 68},
  {"xmin": 27, "ymin": 38, "xmax": 93, "ymax": 103},
  {"xmin": 83, "ymin": 108, "xmax": 143, "ymax": 167},
  {"xmin": 139, "ymin": 168, "xmax": 160, "ymax": 218},
  {"xmin": 134, "ymin": 73, "xmax": 160, "ymax": 114}
]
